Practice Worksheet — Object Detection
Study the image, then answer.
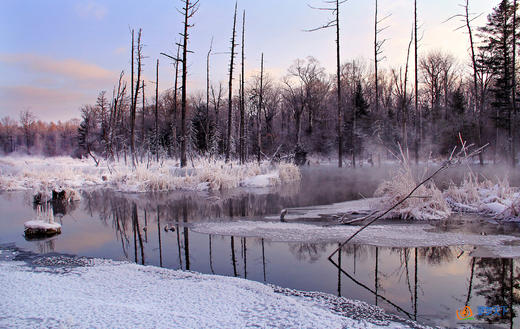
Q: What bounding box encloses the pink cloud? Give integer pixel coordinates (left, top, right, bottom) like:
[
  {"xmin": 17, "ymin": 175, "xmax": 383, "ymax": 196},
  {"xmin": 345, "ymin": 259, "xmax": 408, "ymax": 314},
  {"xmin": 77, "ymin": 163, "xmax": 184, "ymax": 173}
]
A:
[
  {"xmin": 0, "ymin": 85, "xmax": 93, "ymax": 122},
  {"xmin": 0, "ymin": 53, "xmax": 116, "ymax": 87}
]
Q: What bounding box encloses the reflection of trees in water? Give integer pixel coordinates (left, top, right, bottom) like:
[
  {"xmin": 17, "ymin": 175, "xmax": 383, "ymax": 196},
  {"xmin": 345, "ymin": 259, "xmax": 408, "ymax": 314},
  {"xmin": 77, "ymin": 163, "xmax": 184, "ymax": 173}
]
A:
[
  {"xmin": 474, "ymin": 258, "xmax": 520, "ymax": 325},
  {"xmin": 24, "ymin": 190, "xmax": 78, "ymax": 219},
  {"xmin": 79, "ymin": 187, "xmax": 313, "ymax": 269},
  {"xmin": 37, "ymin": 239, "xmax": 55, "ymax": 253},
  {"xmin": 288, "ymin": 243, "xmax": 328, "ymax": 263},
  {"xmin": 418, "ymin": 247, "xmax": 454, "ymax": 266},
  {"xmin": 339, "ymin": 243, "xmax": 370, "ymax": 274},
  {"xmin": 81, "ymin": 185, "xmax": 303, "ymax": 223}
]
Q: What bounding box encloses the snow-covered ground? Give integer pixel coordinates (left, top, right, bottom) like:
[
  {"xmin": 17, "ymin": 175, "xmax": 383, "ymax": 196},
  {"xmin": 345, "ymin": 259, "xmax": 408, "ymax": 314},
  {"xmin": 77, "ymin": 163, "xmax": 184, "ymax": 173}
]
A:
[
  {"xmin": 0, "ymin": 249, "xmax": 426, "ymax": 329},
  {"xmin": 0, "ymin": 156, "xmax": 300, "ymax": 193}
]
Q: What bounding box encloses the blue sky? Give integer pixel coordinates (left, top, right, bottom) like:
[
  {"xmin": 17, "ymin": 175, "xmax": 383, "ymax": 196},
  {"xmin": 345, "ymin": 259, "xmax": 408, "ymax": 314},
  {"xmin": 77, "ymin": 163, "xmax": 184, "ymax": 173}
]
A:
[{"xmin": 0, "ymin": 0, "xmax": 495, "ymax": 122}]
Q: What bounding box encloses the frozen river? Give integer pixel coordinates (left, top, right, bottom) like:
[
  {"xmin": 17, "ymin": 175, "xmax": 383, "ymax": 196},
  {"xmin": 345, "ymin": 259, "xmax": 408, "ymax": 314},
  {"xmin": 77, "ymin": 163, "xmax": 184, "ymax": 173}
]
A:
[{"xmin": 1, "ymin": 166, "xmax": 519, "ymax": 328}]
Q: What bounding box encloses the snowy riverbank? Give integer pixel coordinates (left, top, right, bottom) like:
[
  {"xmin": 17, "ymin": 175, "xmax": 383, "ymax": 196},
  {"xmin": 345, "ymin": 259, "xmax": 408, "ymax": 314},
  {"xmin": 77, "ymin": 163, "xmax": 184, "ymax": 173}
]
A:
[
  {"xmin": 0, "ymin": 249, "xmax": 426, "ymax": 329},
  {"xmin": 0, "ymin": 156, "xmax": 300, "ymax": 193}
]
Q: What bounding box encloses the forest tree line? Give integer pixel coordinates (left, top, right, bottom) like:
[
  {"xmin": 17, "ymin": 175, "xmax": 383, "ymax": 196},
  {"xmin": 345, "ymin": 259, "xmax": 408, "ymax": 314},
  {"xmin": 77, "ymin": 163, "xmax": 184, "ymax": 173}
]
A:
[{"xmin": 0, "ymin": 0, "xmax": 518, "ymax": 167}]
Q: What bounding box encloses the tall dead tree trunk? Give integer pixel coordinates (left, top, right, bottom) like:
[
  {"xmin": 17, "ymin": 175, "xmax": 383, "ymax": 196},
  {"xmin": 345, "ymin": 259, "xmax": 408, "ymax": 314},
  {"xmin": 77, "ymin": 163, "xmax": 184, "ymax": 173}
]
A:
[
  {"xmin": 180, "ymin": 0, "xmax": 199, "ymax": 167},
  {"xmin": 141, "ymin": 81, "xmax": 145, "ymax": 163},
  {"xmin": 403, "ymin": 28, "xmax": 413, "ymax": 150},
  {"xmin": 352, "ymin": 88, "xmax": 356, "ymax": 168},
  {"xmin": 155, "ymin": 59, "xmax": 159, "ymax": 162},
  {"xmin": 130, "ymin": 30, "xmax": 135, "ymax": 166},
  {"xmin": 131, "ymin": 29, "xmax": 143, "ymax": 167},
  {"xmin": 414, "ymin": 0, "xmax": 420, "ymax": 164},
  {"xmin": 226, "ymin": 2, "xmax": 238, "ymax": 163},
  {"xmin": 374, "ymin": 0, "xmax": 379, "ymax": 114},
  {"xmin": 336, "ymin": 0, "xmax": 343, "ymax": 168},
  {"xmin": 173, "ymin": 42, "xmax": 181, "ymax": 158},
  {"xmin": 206, "ymin": 38, "xmax": 213, "ymax": 155},
  {"xmin": 466, "ymin": 0, "xmax": 483, "ymax": 166},
  {"xmin": 258, "ymin": 53, "xmax": 264, "ymax": 163},
  {"xmin": 240, "ymin": 10, "xmax": 246, "ymax": 164},
  {"xmin": 307, "ymin": 0, "xmax": 346, "ymax": 167}
]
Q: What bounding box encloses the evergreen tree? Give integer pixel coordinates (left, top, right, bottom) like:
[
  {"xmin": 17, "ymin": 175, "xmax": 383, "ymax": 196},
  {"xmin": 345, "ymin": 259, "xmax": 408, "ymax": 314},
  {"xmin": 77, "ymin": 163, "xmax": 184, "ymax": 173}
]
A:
[{"xmin": 479, "ymin": 0, "xmax": 518, "ymax": 130}]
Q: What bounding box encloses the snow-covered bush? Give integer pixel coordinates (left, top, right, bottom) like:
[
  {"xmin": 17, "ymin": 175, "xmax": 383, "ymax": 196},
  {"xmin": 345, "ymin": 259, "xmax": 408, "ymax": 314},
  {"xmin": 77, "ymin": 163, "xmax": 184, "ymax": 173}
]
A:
[
  {"xmin": 445, "ymin": 173, "xmax": 519, "ymax": 220},
  {"xmin": 373, "ymin": 158, "xmax": 451, "ymax": 220}
]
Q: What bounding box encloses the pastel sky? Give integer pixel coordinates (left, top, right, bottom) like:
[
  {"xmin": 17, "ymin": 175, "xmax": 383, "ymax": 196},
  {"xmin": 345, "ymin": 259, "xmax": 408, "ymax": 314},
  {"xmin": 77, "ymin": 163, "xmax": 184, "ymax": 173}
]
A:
[{"xmin": 0, "ymin": 0, "xmax": 496, "ymax": 122}]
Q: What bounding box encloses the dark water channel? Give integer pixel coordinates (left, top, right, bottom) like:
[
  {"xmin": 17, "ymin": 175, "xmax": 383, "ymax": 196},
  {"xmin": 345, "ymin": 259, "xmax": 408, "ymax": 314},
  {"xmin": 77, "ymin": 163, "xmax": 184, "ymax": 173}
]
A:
[{"xmin": 1, "ymin": 165, "xmax": 520, "ymax": 328}]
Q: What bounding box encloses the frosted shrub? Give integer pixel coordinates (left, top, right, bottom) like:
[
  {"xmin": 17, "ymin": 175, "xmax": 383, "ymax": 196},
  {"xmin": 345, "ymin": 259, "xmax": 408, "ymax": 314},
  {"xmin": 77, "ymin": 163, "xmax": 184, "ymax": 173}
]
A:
[
  {"xmin": 278, "ymin": 162, "xmax": 301, "ymax": 183},
  {"xmin": 444, "ymin": 173, "xmax": 482, "ymax": 206},
  {"xmin": 374, "ymin": 159, "xmax": 451, "ymax": 220},
  {"xmin": 443, "ymin": 173, "xmax": 519, "ymax": 219}
]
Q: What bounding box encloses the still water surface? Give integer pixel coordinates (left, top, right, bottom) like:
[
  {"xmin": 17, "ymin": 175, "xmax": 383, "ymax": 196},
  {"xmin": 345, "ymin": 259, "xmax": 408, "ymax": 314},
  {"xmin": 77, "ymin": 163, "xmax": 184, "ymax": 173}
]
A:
[{"xmin": 1, "ymin": 166, "xmax": 520, "ymax": 328}]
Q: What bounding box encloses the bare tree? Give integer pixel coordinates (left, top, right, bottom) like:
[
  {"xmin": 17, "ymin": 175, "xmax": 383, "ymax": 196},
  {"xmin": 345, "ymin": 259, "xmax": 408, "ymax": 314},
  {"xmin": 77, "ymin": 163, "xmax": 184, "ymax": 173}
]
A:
[
  {"xmin": 391, "ymin": 27, "xmax": 414, "ymax": 150},
  {"xmin": 130, "ymin": 29, "xmax": 143, "ymax": 167},
  {"xmin": 284, "ymin": 57, "xmax": 326, "ymax": 146},
  {"xmin": 0, "ymin": 116, "xmax": 17, "ymax": 153},
  {"xmin": 307, "ymin": 0, "xmax": 348, "ymax": 167},
  {"xmin": 258, "ymin": 53, "xmax": 264, "ymax": 163},
  {"xmin": 141, "ymin": 81, "xmax": 146, "ymax": 159},
  {"xmin": 211, "ymin": 83, "xmax": 224, "ymax": 154},
  {"xmin": 446, "ymin": 0, "xmax": 485, "ymax": 165},
  {"xmin": 226, "ymin": 2, "xmax": 238, "ymax": 162},
  {"xmin": 173, "ymin": 41, "xmax": 181, "ymax": 158},
  {"xmin": 155, "ymin": 59, "xmax": 159, "ymax": 162},
  {"xmin": 240, "ymin": 10, "xmax": 246, "ymax": 164},
  {"xmin": 419, "ymin": 51, "xmax": 454, "ymax": 118},
  {"xmin": 109, "ymin": 71, "xmax": 126, "ymax": 159},
  {"xmin": 180, "ymin": 0, "xmax": 200, "ymax": 167},
  {"xmin": 19, "ymin": 110, "xmax": 35, "ymax": 154},
  {"xmin": 414, "ymin": 0, "xmax": 420, "ymax": 164},
  {"xmin": 206, "ymin": 37, "xmax": 213, "ymax": 156},
  {"xmin": 374, "ymin": 0, "xmax": 390, "ymax": 115}
]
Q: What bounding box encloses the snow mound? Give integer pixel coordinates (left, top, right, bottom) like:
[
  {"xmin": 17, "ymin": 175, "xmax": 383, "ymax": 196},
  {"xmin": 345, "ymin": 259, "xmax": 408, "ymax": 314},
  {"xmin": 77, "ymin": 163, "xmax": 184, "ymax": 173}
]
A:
[
  {"xmin": 0, "ymin": 256, "xmax": 422, "ymax": 329},
  {"xmin": 23, "ymin": 220, "xmax": 61, "ymax": 231}
]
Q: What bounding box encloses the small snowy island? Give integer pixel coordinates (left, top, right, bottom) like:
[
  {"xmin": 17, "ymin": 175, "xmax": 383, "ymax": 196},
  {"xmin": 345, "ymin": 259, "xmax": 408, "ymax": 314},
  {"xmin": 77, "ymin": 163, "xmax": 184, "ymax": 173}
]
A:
[{"xmin": 23, "ymin": 220, "xmax": 61, "ymax": 237}]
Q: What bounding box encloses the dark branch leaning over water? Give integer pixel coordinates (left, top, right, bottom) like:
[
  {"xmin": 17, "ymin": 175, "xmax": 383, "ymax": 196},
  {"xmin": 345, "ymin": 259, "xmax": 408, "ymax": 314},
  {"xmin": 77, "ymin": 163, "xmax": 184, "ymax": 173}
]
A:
[{"xmin": 328, "ymin": 142, "xmax": 488, "ymax": 261}]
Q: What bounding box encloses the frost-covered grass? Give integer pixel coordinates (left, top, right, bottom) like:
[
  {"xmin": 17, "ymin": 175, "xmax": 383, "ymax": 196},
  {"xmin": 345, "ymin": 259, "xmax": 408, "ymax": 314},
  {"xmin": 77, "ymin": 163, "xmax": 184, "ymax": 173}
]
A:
[
  {"xmin": 373, "ymin": 157, "xmax": 451, "ymax": 221},
  {"xmin": 0, "ymin": 155, "xmax": 301, "ymax": 193},
  {"xmin": 0, "ymin": 251, "xmax": 422, "ymax": 329},
  {"xmin": 375, "ymin": 167, "xmax": 520, "ymax": 221},
  {"xmin": 445, "ymin": 173, "xmax": 520, "ymax": 220},
  {"xmin": 371, "ymin": 145, "xmax": 520, "ymax": 221}
]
